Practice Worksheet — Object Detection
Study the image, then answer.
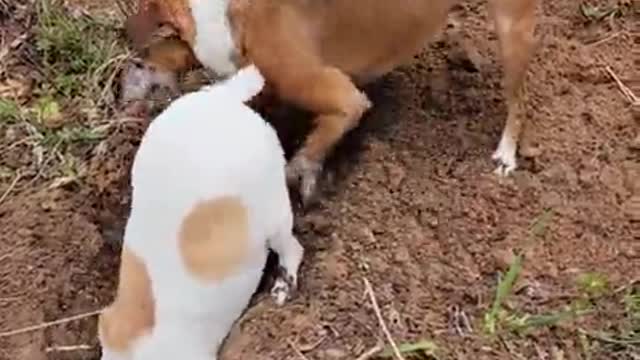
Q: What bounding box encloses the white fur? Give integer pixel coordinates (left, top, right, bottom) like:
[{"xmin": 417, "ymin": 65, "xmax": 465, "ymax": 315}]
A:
[
  {"xmin": 100, "ymin": 64, "xmax": 303, "ymax": 360},
  {"xmin": 492, "ymin": 130, "xmax": 517, "ymax": 176},
  {"xmin": 189, "ymin": 0, "xmax": 238, "ymax": 76}
]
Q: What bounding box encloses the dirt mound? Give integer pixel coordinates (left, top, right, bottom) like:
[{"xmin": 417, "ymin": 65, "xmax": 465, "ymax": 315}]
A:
[
  {"xmin": 0, "ymin": 188, "xmax": 111, "ymax": 360},
  {"xmin": 1, "ymin": 0, "xmax": 638, "ymax": 359}
]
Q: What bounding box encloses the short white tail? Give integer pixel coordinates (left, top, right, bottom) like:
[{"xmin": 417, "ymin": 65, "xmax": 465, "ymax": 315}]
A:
[{"xmin": 204, "ymin": 63, "xmax": 265, "ymax": 103}]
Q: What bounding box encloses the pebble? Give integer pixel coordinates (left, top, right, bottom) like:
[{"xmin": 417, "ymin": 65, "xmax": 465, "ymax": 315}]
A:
[
  {"xmin": 324, "ymin": 348, "xmax": 347, "ymax": 359},
  {"xmin": 623, "ymin": 195, "xmax": 640, "ymax": 222}
]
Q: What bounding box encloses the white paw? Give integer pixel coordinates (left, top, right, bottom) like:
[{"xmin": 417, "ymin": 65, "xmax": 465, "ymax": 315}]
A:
[
  {"xmin": 270, "ymin": 272, "xmax": 297, "ymax": 306},
  {"xmin": 492, "ymin": 138, "xmax": 517, "ymax": 177}
]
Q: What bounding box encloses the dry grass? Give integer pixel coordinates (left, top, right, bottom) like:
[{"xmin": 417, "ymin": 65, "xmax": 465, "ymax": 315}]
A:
[{"xmin": 0, "ymin": 0, "xmax": 131, "ymax": 198}]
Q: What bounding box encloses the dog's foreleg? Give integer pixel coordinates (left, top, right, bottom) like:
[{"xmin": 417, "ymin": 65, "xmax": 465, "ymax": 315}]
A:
[
  {"xmin": 284, "ymin": 67, "xmax": 371, "ymax": 205},
  {"xmin": 489, "ymin": 0, "xmax": 538, "ymax": 176}
]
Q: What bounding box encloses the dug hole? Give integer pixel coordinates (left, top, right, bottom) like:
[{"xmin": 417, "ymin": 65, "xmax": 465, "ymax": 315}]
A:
[{"xmin": 97, "ymin": 63, "xmax": 304, "ymax": 360}]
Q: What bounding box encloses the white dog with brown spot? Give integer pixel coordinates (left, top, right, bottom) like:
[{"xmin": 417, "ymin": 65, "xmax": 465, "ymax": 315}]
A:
[{"xmin": 97, "ymin": 64, "xmax": 304, "ymax": 360}]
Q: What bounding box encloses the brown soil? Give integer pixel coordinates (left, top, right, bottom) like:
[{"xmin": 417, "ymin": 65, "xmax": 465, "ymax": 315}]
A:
[{"xmin": 1, "ymin": 1, "xmax": 638, "ymax": 359}]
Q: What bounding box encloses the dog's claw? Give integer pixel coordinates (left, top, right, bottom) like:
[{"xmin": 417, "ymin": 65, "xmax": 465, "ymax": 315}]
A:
[
  {"xmin": 286, "ymin": 154, "xmax": 322, "ymax": 206},
  {"xmin": 492, "ymin": 137, "xmax": 517, "ymax": 177},
  {"xmin": 270, "ymin": 267, "xmax": 297, "ymax": 306}
]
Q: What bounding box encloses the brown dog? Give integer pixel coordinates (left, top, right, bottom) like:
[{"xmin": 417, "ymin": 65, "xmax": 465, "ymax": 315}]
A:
[{"xmin": 124, "ymin": 0, "xmax": 539, "ymax": 205}]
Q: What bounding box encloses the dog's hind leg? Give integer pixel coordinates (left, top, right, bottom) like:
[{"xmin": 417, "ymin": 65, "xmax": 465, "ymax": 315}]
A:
[{"xmin": 488, "ymin": 0, "xmax": 538, "ymax": 176}]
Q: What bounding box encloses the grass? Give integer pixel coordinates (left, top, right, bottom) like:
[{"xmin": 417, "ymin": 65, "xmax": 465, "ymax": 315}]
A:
[
  {"xmin": 579, "ymin": 1, "xmax": 633, "ymax": 22},
  {"xmin": 484, "ymin": 253, "xmax": 523, "ymax": 334},
  {"xmin": 34, "ymin": 0, "xmax": 128, "ymax": 104},
  {"xmin": 483, "ymin": 209, "xmax": 554, "ymax": 335},
  {"xmin": 1, "ymin": 0, "xmax": 129, "ymax": 191},
  {"xmin": 624, "ymin": 287, "xmax": 640, "ymax": 330},
  {"xmin": 378, "ymin": 340, "xmax": 438, "ymax": 359}
]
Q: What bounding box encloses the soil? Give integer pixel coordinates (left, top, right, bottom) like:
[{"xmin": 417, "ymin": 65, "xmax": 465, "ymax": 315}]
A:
[{"xmin": 1, "ymin": 1, "xmax": 638, "ymax": 359}]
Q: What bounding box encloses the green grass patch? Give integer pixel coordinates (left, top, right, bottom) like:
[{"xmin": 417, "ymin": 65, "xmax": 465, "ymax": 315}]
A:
[
  {"xmin": 379, "ymin": 340, "xmax": 438, "ymax": 359},
  {"xmin": 0, "ymin": 99, "xmax": 22, "ymax": 124},
  {"xmin": 33, "ymin": 0, "xmax": 127, "ymax": 106}
]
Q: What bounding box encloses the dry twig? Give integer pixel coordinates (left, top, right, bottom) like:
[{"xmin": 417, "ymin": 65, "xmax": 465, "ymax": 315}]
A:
[
  {"xmin": 45, "ymin": 344, "xmax": 92, "ymax": 352},
  {"xmin": 605, "ymin": 66, "xmax": 639, "ymax": 106},
  {"xmin": 0, "ymin": 172, "xmax": 21, "ymax": 205},
  {"xmin": 363, "ymin": 278, "xmax": 405, "ymax": 360},
  {"xmin": 287, "ymin": 338, "xmax": 311, "ymax": 360},
  {"xmin": 0, "ymin": 310, "xmax": 102, "ymax": 338},
  {"xmin": 355, "ymin": 342, "xmax": 384, "ymax": 360},
  {"xmin": 586, "ymin": 31, "xmax": 626, "ymax": 47}
]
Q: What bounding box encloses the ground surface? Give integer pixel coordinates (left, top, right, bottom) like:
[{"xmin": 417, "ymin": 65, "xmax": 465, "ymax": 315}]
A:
[{"xmin": 0, "ymin": 0, "xmax": 638, "ymax": 359}]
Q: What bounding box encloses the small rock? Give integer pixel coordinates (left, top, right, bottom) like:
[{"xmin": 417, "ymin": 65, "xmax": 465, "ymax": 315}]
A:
[
  {"xmin": 623, "ymin": 195, "xmax": 640, "ymax": 222},
  {"xmin": 541, "ymin": 191, "xmax": 563, "ymax": 208},
  {"xmin": 622, "ymin": 161, "xmax": 640, "ymax": 193},
  {"xmin": 324, "ymin": 348, "xmax": 347, "ymax": 359},
  {"xmin": 542, "ymin": 163, "xmax": 577, "ymax": 187},
  {"xmin": 599, "ymin": 165, "xmax": 627, "ymax": 196},
  {"xmin": 492, "ymin": 248, "xmax": 516, "ymax": 271},
  {"xmin": 385, "ymin": 163, "xmax": 406, "ymax": 189},
  {"xmin": 308, "ymin": 215, "xmax": 333, "ymax": 236},
  {"xmin": 579, "ymin": 166, "xmax": 599, "ymax": 187},
  {"xmin": 630, "ymin": 133, "xmax": 640, "ymax": 150}
]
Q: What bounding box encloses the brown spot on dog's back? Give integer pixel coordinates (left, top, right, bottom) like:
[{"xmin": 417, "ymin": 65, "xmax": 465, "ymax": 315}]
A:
[
  {"xmin": 98, "ymin": 246, "xmax": 154, "ymax": 353},
  {"xmin": 179, "ymin": 196, "xmax": 250, "ymax": 282}
]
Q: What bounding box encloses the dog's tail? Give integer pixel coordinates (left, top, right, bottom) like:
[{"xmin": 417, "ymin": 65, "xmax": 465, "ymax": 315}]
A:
[{"xmin": 210, "ymin": 63, "xmax": 265, "ymax": 103}]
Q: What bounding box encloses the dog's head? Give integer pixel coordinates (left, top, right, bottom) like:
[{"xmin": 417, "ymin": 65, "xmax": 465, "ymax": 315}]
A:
[
  {"xmin": 124, "ymin": 0, "xmax": 195, "ymax": 54},
  {"xmin": 120, "ymin": 0, "xmax": 201, "ymax": 111}
]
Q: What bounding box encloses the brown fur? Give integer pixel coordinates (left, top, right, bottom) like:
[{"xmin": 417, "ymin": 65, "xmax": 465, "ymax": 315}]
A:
[
  {"xmin": 98, "ymin": 247, "xmax": 154, "ymax": 353},
  {"xmin": 178, "ymin": 196, "xmax": 250, "ymax": 281},
  {"xmin": 127, "ymin": 0, "xmax": 539, "ymax": 199},
  {"xmin": 145, "ymin": 37, "xmax": 198, "ymax": 72}
]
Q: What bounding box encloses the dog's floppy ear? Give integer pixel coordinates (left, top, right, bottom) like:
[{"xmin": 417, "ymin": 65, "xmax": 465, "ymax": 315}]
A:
[{"xmin": 125, "ymin": 0, "xmax": 179, "ymax": 54}]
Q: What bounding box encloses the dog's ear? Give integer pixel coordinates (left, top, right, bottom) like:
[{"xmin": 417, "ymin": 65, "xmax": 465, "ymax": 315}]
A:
[{"xmin": 125, "ymin": 0, "xmax": 177, "ymax": 53}]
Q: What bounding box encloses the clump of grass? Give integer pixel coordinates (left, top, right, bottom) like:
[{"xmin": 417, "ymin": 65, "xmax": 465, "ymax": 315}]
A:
[
  {"xmin": 484, "ymin": 253, "xmax": 523, "ymax": 335},
  {"xmin": 579, "ymin": 1, "xmax": 633, "ymax": 22},
  {"xmin": 483, "ymin": 209, "xmax": 554, "ymax": 335},
  {"xmin": 34, "ymin": 0, "xmax": 128, "ymax": 108},
  {"xmin": 0, "ymin": 98, "xmax": 22, "ymax": 124},
  {"xmin": 1, "ymin": 0, "xmax": 129, "ymax": 192},
  {"xmin": 577, "ymin": 272, "xmax": 610, "ymax": 299},
  {"xmin": 625, "ymin": 289, "xmax": 640, "ymax": 325}
]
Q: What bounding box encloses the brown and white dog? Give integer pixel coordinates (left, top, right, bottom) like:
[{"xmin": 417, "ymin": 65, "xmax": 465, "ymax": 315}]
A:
[
  {"xmin": 124, "ymin": 0, "xmax": 539, "ymax": 204},
  {"xmin": 99, "ymin": 64, "xmax": 304, "ymax": 360}
]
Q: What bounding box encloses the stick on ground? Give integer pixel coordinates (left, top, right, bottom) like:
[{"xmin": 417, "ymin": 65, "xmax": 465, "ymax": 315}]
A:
[
  {"xmin": 0, "ymin": 172, "xmax": 21, "ymax": 205},
  {"xmin": 287, "ymin": 338, "xmax": 311, "ymax": 360},
  {"xmin": 605, "ymin": 66, "xmax": 639, "ymax": 105},
  {"xmin": 355, "ymin": 342, "xmax": 384, "ymax": 360},
  {"xmin": 363, "ymin": 277, "xmax": 406, "ymax": 360},
  {"xmin": 0, "ymin": 310, "xmax": 102, "ymax": 338}
]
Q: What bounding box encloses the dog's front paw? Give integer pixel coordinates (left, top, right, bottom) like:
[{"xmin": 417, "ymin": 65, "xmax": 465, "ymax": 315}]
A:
[
  {"xmin": 492, "ymin": 138, "xmax": 517, "ymax": 177},
  {"xmin": 286, "ymin": 154, "xmax": 323, "ymax": 207},
  {"xmin": 270, "ymin": 267, "xmax": 298, "ymax": 306}
]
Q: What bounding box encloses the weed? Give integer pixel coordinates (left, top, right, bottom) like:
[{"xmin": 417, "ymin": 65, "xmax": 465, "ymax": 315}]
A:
[
  {"xmin": 0, "ymin": 0, "xmax": 129, "ymax": 190},
  {"xmin": 580, "ymin": 2, "xmax": 626, "ymax": 22},
  {"xmin": 0, "ymin": 99, "xmax": 22, "ymax": 123},
  {"xmin": 624, "ymin": 286, "xmax": 640, "ymax": 332},
  {"xmin": 33, "ymin": 0, "xmax": 127, "ymax": 106},
  {"xmin": 484, "ymin": 254, "xmax": 523, "ymax": 334},
  {"xmin": 577, "ymin": 272, "xmax": 610, "ymax": 299},
  {"xmin": 528, "ymin": 208, "xmax": 553, "ymax": 238},
  {"xmin": 379, "ymin": 340, "xmax": 438, "ymax": 359},
  {"xmin": 483, "ymin": 209, "xmax": 554, "ymax": 335}
]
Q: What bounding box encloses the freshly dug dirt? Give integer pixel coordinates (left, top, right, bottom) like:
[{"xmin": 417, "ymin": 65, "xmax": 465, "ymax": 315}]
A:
[{"xmin": 1, "ymin": 1, "xmax": 637, "ymax": 359}]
